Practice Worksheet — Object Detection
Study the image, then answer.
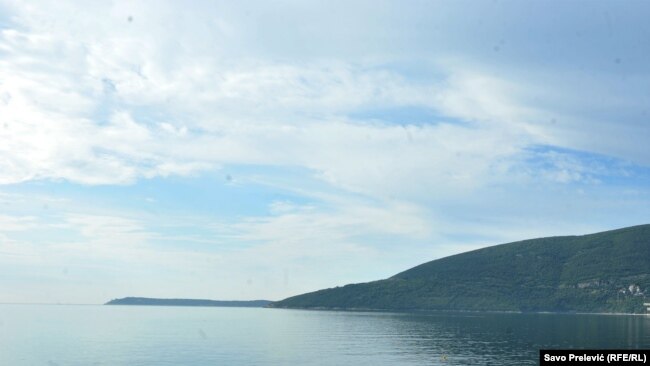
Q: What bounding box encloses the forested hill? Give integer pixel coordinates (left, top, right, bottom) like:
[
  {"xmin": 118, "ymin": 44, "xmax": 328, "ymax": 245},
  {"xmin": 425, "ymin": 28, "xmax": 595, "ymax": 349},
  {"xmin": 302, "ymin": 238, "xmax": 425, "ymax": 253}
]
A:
[
  {"xmin": 105, "ymin": 297, "xmax": 271, "ymax": 307},
  {"xmin": 270, "ymin": 224, "xmax": 650, "ymax": 313}
]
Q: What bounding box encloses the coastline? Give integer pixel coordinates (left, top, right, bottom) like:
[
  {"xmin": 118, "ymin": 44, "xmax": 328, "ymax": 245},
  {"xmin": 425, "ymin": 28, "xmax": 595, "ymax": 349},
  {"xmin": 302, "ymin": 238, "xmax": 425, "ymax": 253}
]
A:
[{"xmin": 268, "ymin": 305, "xmax": 650, "ymax": 316}]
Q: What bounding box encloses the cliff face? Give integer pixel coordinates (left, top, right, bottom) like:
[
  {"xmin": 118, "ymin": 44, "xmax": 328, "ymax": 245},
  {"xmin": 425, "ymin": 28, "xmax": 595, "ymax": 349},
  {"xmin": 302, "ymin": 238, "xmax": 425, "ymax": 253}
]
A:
[{"xmin": 271, "ymin": 224, "xmax": 650, "ymax": 313}]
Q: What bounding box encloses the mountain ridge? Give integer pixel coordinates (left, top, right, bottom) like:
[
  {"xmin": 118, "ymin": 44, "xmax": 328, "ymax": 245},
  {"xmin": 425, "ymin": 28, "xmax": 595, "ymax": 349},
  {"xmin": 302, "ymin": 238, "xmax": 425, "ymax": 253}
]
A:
[
  {"xmin": 105, "ymin": 297, "xmax": 271, "ymax": 307},
  {"xmin": 270, "ymin": 224, "xmax": 650, "ymax": 313}
]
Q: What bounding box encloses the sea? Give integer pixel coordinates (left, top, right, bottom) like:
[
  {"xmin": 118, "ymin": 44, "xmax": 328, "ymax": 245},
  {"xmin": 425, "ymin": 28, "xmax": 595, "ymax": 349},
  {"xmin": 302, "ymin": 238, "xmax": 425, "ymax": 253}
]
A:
[{"xmin": 1, "ymin": 304, "xmax": 649, "ymax": 365}]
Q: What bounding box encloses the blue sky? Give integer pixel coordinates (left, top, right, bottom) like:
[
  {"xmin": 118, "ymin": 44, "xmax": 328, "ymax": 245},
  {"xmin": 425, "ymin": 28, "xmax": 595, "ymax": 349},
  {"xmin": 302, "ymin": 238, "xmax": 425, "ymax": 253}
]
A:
[{"xmin": 1, "ymin": 0, "xmax": 649, "ymax": 303}]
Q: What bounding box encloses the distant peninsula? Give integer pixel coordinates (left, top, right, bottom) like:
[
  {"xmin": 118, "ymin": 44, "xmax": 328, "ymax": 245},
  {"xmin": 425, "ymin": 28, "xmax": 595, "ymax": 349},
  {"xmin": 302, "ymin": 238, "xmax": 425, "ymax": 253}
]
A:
[
  {"xmin": 271, "ymin": 224, "xmax": 650, "ymax": 314},
  {"xmin": 106, "ymin": 297, "xmax": 271, "ymax": 307}
]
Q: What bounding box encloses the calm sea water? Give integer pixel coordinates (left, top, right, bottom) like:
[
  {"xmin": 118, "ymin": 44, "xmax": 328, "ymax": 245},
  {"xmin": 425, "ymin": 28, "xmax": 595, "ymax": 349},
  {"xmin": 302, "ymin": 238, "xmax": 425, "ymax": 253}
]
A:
[{"xmin": 1, "ymin": 304, "xmax": 649, "ymax": 365}]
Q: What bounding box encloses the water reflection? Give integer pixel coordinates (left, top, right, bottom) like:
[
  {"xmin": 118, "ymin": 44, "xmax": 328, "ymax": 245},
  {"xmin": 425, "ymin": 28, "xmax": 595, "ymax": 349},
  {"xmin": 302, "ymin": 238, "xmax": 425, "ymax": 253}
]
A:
[
  {"xmin": 1, "ymin": 305, "xmax": 648, "ymax": 366},
  {"xmin": 295, "ymin": 311, "xmax": 650, "ymax": 365}
]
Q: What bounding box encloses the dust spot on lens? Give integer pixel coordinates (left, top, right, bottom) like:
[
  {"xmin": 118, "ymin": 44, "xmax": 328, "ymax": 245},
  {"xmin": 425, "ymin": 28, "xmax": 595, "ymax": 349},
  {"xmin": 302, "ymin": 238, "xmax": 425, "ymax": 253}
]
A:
[{"xmin": 198, "ymin": 329, "xmax": 207, "ymax": 339}]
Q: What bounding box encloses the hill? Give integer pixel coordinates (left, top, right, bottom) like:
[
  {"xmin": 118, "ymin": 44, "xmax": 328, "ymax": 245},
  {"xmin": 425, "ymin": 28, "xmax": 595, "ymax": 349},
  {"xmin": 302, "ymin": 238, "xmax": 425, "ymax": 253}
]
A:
[
  {"xmin": 105, "ymin": 297, "xmax": 271, "ymax": 307},
  {"xmin": 270, "ymin": 224, "xmax": 650, "ymax": 313}
]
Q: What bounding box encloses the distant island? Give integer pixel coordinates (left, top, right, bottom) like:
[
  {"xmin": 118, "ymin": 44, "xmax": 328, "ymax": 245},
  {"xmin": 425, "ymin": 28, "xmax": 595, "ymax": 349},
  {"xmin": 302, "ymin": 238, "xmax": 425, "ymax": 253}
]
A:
[
  {"xmin": 270, "ymin": 224, "xmax": 650, "ymax": 314},
  {"xmin": 106, "ymin": 297, "xmax": 271, "ymax": 307}
]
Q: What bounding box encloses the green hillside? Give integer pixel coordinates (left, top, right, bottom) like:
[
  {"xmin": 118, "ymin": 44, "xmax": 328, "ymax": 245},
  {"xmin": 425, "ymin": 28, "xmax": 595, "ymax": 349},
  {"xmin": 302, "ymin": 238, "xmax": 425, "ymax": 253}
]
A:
[
  {"xmin": 271, "ymin": 224, "xmax": 650, "ymax": 313},
  {"xmin": 106, "ymin": 297, "xmax": 271, "ymax": 307}
]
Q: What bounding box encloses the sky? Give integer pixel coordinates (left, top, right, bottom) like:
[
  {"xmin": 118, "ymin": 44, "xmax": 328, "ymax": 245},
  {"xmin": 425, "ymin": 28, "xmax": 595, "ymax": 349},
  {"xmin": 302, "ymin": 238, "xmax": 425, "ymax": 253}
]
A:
[{"xmin": 1, "ymin": 0, "xmax": 650, "ymax": 304}]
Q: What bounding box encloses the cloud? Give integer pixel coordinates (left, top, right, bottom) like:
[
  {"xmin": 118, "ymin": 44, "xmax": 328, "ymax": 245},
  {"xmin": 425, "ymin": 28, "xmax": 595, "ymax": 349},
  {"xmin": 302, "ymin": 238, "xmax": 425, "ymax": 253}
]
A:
[
  {"xmin": 0, "ymin": 215, "xmax": 37, "ymax": 231},
  {"xmin": 0, "ymin": 33, "xmax": 542, "ymax": 202},
  {"xmin": 2, "ymin": 0, "xmax": 648, "ymax": 199},
  {"xmin": 0, "ymin": 6, "xmax": 522, "ymax": 198},
  {"xmin": 232, "ymin": 199, "xmax": 431, "ymax": 246},
  {"xmin": 2, "ymin": 0, "xmax": 650, "ymax": 303}
]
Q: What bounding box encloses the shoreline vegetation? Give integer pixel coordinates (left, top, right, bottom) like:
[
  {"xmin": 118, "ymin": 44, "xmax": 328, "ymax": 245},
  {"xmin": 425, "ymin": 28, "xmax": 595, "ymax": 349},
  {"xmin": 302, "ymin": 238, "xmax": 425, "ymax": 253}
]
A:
[
  {"xmin": 268, "ymin": 306, "xmax": 650, "ymax": 317},
  {"xmin": 270, "ymin": 224, "xmax": 650, "ymax": 315}
]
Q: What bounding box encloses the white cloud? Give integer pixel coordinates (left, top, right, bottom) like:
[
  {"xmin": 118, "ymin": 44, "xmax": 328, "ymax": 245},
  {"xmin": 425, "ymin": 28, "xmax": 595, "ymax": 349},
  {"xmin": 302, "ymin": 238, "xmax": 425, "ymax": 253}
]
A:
[
  {"xmin": 0, "ymin": 4, "xmax": 526, "ymax": 198},
  {"xmin": 3, "ymin": 0, "xmax": 646, "ymax": 198},
  {"xmin": 233, "ymin": 200, "xmax": 431, "ymax": 246},
  {"xmin": 2, "ymin": 0, "xmax": 650, "ymax": 303},
  {"xmin": 0, "ymin": 233, "xmax": 43, "ymax": 261},
  {"xmin": 0, "ymin": 215, "xmax": 37, "ymax": 231}
]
